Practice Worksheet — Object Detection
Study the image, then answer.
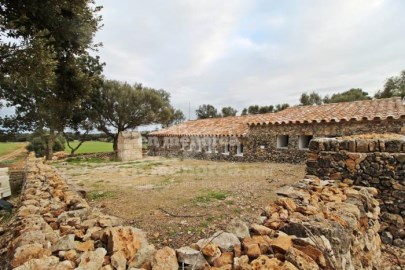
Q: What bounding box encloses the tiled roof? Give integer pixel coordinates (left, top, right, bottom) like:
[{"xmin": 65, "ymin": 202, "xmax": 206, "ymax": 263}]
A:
[
  {"xmin": 149, "ymin": 115, "xmax": 261, "ymax": 137},
  {"xmin": 248, "ymin": 97, "xmax": 405, "ymax": 125},
  {"xmin": 149, "ymin": 97, "xmax": 405, "ymax": 137}
]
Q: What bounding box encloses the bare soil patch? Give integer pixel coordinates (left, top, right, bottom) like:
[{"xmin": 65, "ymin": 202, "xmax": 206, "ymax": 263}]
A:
[{"xmin": 53, "ymin": 157, "xmax": 305, "ymax": 248}]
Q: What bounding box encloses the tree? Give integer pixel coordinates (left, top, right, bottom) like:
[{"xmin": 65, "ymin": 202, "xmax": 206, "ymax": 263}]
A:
[
  {"xmin": 323, "ymin": 88, "xmax": 371, "ymax": 104},
  {"xmin": 162, "ymin": 109, "xmax": 185, "ymax": 127},
  {"xmin": 247, "ymin": 105, "xmax": 260, "ymax": 115},
  {"xmin": 274, "ymin": 103, "xmax": 290, "ymax": 112},
  {"xmin": 241, "ymin": 105, "xmax": 277, "ymax": 115},
  {"xmin": 0, "ymin": 0, "xmax": 103, "ymax": 159},
  {"xmin": 195, "ymin": 104, "xmax": 219, "ymax": 119},
  {"xmin": 375, "ymin": 70, "xmax": 405, "ymax": 99},
  {"xmin": 91, "ymin": 80, "xmax": 175, "ymax": 154},
  {"xmin": 63, "ymin": 98, "xmax": 97, "ymax": 156},
  {"xmin": 258, "ymin": 105, "xmax": 274, "ymax": 114},
  {"xmin": 221, "ymin": 106, "xmax": 238, "ymax": 117},
  {"xmin": 300, "ymin": 91, "xmax": 323, "ymax": 105}
]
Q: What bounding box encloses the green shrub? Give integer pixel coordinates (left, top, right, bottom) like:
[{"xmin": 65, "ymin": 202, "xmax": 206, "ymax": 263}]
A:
[{"xmin": 26, "ymin": 135, "xmax": 65, "ymax": 157}]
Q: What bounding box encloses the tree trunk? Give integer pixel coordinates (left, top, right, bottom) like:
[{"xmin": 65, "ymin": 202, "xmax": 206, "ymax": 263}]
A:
[
  {"xmin": 113, "ymin": 134, "xmax": 119, "ymax": 158},
  {"xmin": 46, "ymin": 128, "xmax": 55, "ymax": 160}
]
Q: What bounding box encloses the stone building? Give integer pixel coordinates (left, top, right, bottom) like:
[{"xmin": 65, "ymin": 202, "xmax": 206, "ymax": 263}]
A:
[{"xmin": 148, "ymin": 97, "xmax": 405, "ymax": 163}]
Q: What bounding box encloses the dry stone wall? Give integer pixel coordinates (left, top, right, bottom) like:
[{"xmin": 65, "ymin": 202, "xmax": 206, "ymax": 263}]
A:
[
  {"xmin": 306, "ymin": 137, "xmax": 405, "ymax": 248},
  {"xmin": 148, "ymin": 136, "xmax": 248, "ymax": 162},
  {"xmin": 246, "ymin": 119, "xmax": 405, "ymax": 164},
  {"xmin": 3, "ymin": 155, "xmax": 384, "ymax": 269}
]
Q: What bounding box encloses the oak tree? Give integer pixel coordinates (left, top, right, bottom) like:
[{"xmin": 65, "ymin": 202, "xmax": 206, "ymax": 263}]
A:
[
  {"xmin": 0, "ymin": 0, "xmax": 103, "ymax": 159},
  {"xmin": 91, "ymin": 80, "xmax": 175, "ymax": 154}
]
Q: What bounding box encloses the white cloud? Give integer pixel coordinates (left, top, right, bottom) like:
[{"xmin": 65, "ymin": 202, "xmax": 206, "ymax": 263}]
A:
[{"xmin": 94, "ymin": 0, "xmax": 405, "ymax": 118}]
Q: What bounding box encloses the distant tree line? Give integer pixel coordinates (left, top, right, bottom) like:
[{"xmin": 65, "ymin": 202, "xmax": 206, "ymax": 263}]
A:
[
  {"xmin": 299, "ymin": 70, "xmax": 405, "ymax": 106},
  {"xmin": 195, "ymin": 69, "xmax": 405, "ymax": 119},
  {"xmin": 195, "ymin": 103, "xmax": 290, "ymax": 119}
]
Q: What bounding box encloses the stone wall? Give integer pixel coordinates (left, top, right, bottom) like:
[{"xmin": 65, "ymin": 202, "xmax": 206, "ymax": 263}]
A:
[
  {"xmin": 117, "ymin": 131, "xmax": 143, "ymax": 161},
  {"xmin": 148, "ymin": 136, "xmax": 248, "ymax": 162},
  {"xmin": 149, "ymin": 119, "xmax": 405, "ymax": 164},
  {"xmin": 246, "ymin": 119, "xmax": 405, "ymax": 164},
  {"xmin": 306, "ymin": 137, "xmax": 405, "ymax": 247},
  {"xmin": 2, "ymin": 155, "xmax": 384, "ymax": 269}
]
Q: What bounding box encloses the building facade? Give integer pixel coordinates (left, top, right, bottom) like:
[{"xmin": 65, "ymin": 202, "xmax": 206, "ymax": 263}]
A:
[{"xmin": 148, "ymin": 98, "xmax": 405, "ymax": 163}]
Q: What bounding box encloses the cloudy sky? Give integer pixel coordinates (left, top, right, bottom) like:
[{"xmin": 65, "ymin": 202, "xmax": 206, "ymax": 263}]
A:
[{"xmin": 95, "ymin": 0, "xmax": 405, "ymax": 119}]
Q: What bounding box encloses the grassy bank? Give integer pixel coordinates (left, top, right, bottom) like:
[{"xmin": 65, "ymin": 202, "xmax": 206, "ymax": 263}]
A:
[
  {"xmin": 0, "ymin": 142, "xmax": 25, "ymax": 156},
  {"xmin": 65, "ymin": 140, "xmax": 113, "ymax": 154}
]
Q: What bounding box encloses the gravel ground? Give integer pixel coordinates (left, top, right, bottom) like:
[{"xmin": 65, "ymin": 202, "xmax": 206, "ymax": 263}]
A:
[{"xmin": 54, "ymin": 157, "xmax": 305, "ymax": 248}]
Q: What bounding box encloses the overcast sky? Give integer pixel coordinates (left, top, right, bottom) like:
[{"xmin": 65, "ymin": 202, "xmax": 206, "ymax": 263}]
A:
[{"xmin": 95, "ymin": 1, "xmax": 403, "ymax": 118}]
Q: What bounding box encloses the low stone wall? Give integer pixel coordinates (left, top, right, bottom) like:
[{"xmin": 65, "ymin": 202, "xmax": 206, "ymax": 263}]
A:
[
  {"xmin": 3, "ymin": 156, "xmax": 383, "ymax": 269},
  {"xmin": 306, "ymin": 137, "xmax": 405, "ymax": 247},
  {"xmin": 148, "ymin": 146, "xmax": 247, "ymax": 162}
]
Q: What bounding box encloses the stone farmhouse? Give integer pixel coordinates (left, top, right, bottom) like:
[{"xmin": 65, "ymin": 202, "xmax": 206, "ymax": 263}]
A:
[{"xmin": 148, "ymin": 97, "xmax": 405, "ymax": 163}]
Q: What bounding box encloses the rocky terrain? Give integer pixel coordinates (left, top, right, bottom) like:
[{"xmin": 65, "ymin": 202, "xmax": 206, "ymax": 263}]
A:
[{"xmin": 0, "ymin": 155, "xmax": 390, "ymax": 269}]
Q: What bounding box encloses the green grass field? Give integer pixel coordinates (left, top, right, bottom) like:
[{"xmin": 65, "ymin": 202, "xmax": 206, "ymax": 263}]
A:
[
  {"xmin": 65, "ymin": 140, "xmax": 113, "ymax": 154},
  {"xmin": 0, "ymin": 142, "xmax": 25, "ymax": 156}
]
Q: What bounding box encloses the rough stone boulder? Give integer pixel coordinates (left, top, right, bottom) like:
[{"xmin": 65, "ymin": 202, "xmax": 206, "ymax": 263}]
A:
[
  {"xmin": 103, "ymin": 226, "xmax": 153, "ymax": 267},
  {"xmin": 152, "ymin": 247, "xmax": 179, "ymax": 270}
]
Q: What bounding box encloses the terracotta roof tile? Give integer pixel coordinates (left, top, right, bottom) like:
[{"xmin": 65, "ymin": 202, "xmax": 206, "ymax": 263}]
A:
[
  {"xmin": 248, "ymin": 97, "xmax": 405, "ymax": 125},
  {"xmin": 149, "ymin": 114, "xmax": 261, "ymax": 137},
  {"xmin": 150, "ymin": 97, "xmax": 405, "ymax": 137}
]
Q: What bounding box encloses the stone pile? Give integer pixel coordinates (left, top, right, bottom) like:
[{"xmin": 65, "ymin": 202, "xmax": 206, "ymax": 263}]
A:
[
  {"xmin": 6, "ymin": 156, "xmax": 382, "ymax": 270},
  {"xmin": 173, "ymin": 178, "xmax": 381, "ymax": 270},
  {"xmin": 6, "ymin": 156, "xmax": 154, "ymax": 270},
  {"xmin": 307, "ymin": 137, "xmax": 405, "ymax": 247}
]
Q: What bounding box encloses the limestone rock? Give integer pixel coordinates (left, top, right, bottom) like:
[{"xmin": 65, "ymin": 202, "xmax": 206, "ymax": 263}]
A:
[
  {"xmin": 226, "ymin": 219, "xmax": 250, "ymax": 239},
  {"xmin": 77, "ymin": 247, "xmax": 107, "ymax": 270},
  {"xmin": 285, "ymin": 247, "xmax": 320, "ymax": 270},
  {"xmin": 152, "ymin": 247, "xmax": 178, "ymax": 270},
  {"xmin": 55, "ymin": 260, "xmax": 76, "ymax": 270},
  {"xmin": 129, "ymin": 243, "xmax": 155, "ymax": 268},
  {"xmin": 51, "ymin": 234, "xmax": 76, "ymax": 252},
  {"xmin": 234, "ymin": 255, "xmax": 251, "ymax": 270},
  {"xmin": 242, "ymin": 237, "xmax": 261, "ymax": 259},
  {"xmin": 104, "ymin": 226, "xmax": 149, "ymax": 266},
  {"xmin": 211, "ymin": 265, "xmax": 232, "ymax": 270},
  {"xmin": 270, "ymin": 234, "xmax": 293, "ymax": 253},
  {"xmin": 250, "ymin": 224, "xmax": 274, "ymax": 236},
  {"xmin": 213, "ymin": 252, "xmax": 233, "ymax": 267},
  {"xmin": 63, "ymin": 249, "xmax": 79, "ymax": 262},
  {"xmin": 176, "ymin": 246, "xmax": 208, "ymax": 269},
  {"xmin": 250, "ymin": 256, "xmax": 283, "ymax": 269},
  {"xmin": 111, "ymin": 250, "xmax": 127, "ymax": 270},
  {"xmin": 275, "ymin": 197, "xmax": 297, "ymax": 212},
  {"xmin": 75, "ymin": 240, "xmax": 95, "ymax": 252},
  {"xmin": 11, "ymin": 243, "xmax": 52, "ymax": 268},
  {"xmin": 13, "ymin": 256, "xmax": 60, "ymax": 270},
  {"xmin": 197, "ymin": 231, "xmax": 240, "ymax": 252},
  {"xmin": 201, "ymin": 243, "xmax": 221, "ymax": 257},
  {"xmin": 281, "ymin": 261, "xmax": 299, "ymax": 270}
]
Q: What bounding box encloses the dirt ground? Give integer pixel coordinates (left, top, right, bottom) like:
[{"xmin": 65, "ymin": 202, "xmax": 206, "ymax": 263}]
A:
[{"xmin": 53, "ymin": 157, "xmax": 305, "ymax": 248}]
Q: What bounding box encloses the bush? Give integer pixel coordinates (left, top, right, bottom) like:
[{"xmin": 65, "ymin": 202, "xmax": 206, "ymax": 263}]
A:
[{"xmin": 26, "ymin": 135, "xmax": 65, "ymax": 157}]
